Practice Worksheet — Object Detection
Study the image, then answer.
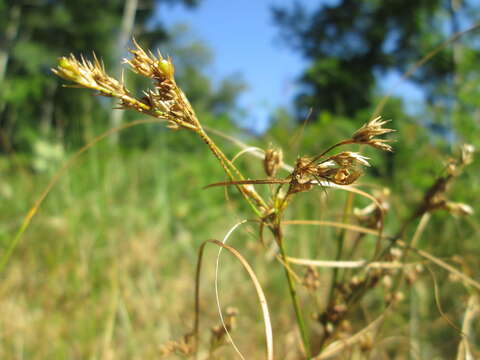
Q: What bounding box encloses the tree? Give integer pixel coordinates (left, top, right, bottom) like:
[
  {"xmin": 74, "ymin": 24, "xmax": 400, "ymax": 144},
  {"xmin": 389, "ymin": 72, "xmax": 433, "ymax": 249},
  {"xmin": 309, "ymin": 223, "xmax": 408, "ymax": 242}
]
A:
[
  {"xmin": 272, "ymin": 0, "xmax": 480, "ymax": 120},
  {"xmin": 0, "ymin": 0, "xmax": 200, "ymax": 151}
]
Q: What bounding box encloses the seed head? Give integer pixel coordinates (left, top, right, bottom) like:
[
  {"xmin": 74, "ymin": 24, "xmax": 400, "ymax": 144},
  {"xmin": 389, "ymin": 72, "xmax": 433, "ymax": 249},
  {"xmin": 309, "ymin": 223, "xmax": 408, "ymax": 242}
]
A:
[
  {"xmin": 443, "ymin": 202, "xmax": 474, "ymax": 216},
  {"xmin": 329, "ymin": 151, "xmax": 370, "ymax": 167},
  {"xmin": 352, "ymin": 116, "xmax": 395, "ymax": 151},
  {"xmin": 124, "ymin": 39, "xmax": 175, "ymax": 82},
  {"xmin": 52, "ymin": 54, "xmax": 150, "ymax": 112},
  {"xmin": 291, "ymin": 151, "xmax": 371, "ymax": 191},
  {"xmin": 303, "ymin": 266, "xmax": 320, "ymax": 292},
  {"xmin": 53, "ymin": 54, "xmax": 124, "ymax": 95},
  {"xmin": 123, "ymin": 40, "xmax": 200, "ymax": 131},
  {"xmin": 263, "ymin": 146, "xmax": 283, "ymax": 177}
]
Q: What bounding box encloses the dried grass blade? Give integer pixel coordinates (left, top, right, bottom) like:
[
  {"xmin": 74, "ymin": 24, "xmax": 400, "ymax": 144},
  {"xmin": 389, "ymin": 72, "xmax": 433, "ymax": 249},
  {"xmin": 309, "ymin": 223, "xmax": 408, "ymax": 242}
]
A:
[
  {"xmin": 283, "ymin": 220, "xmax": 480, "ymax": 292},
  {"xmin": 214, "ymin": 221, "xmax": 248, "ymax": 360},
  {"xmin": 283, "ymin": 220, "xmax": 380, "ymax": 237},
  {"xmin": 286, "ymin": 256, "xmax": 410, "ymax": 270},
  {"xmin": 210, "ymin": 239, "xmax": 274, "ymax": 360},
  {"xmin": 231, "ymin": 147, "xmax": 265, "ymax": 163},
  {"xmin": 399, "ymin": 242, "xmax": 480, "ymax": 292},
  {"xmin": 194, "ymin": 234, "xmax": 274, "ymax": 360},
  {"xmin": 424, "ymin": 265, "xmax": 465, "ymax": 335},
  {"xmin": 456, "ymin": 295, "xmax": 479, "ymax": 360}
]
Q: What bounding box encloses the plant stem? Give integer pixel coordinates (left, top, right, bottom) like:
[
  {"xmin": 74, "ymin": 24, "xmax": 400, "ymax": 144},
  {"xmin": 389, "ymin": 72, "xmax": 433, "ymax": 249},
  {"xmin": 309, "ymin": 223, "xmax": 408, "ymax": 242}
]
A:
[
  {"xmin": 197, "ymin": 128, "xmax": 267, "ymax": 216},
  {"xmin": 328, "ymin": 192, "xmax": 353, "ymax": 306},
  {"xmin": 274, "ymin": 224, "xmax": 311, "ymax": 358}
]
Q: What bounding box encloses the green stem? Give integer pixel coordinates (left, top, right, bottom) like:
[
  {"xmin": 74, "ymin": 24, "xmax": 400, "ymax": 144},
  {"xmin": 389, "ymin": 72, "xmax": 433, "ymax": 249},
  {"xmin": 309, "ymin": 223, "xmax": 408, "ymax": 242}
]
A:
[
  {"xmin": 197, "ymin": 128, "xmax": 267, "ymax": 217},
  {"xmin": 274, "ymin": 224, "xmax": 311, "ymax": 358}
]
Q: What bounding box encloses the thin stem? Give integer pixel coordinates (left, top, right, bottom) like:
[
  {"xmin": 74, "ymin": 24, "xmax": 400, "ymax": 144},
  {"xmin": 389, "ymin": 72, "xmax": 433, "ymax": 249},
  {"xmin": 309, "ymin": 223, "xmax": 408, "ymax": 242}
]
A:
[
  {"xmin": 309, "ymin": 139, "xmax": 353, "ymax": 164},
  {"xmin": 197, "ymin": 128, "xmax": 267, "ymax": 216},
  {"xmin": 274, "ymin": 223, "xmax": 311, "ymax": 358},
  {"xmin": 327, "ymin": 192, "xmax": 354, "ymax": 306}
]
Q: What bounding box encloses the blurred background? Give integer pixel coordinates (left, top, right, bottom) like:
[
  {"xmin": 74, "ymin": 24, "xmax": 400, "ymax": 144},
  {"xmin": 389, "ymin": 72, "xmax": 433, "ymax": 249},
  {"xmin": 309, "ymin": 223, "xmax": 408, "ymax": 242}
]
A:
[{"xmin": 0, "ymin": 0, "xmax": 479, "ymax": 359}]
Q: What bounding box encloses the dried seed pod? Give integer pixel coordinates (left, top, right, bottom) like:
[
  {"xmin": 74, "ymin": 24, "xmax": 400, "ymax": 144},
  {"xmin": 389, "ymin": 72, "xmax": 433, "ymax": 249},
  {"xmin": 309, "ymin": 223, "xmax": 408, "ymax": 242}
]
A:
[
  {"xmin": 352, "ymin": 116, "xmax": 395, "ymax": 151},
  {"xmin": 263, "ymin": 146, "xmax": 283, "ymax": 177},
  {"xmin": 303, "ymin": 266, "xmax": 320, "ymax": 292},
  {"xmin": 329, "ymin": 151, "xmax": 371, "ymax": 167},
  {"xmin": 124, "ymin": 39, "xmax": 175, "ymax": 82},
  {"xmin": 209, "ymin": 307, "xmax": 239, "ymax": 349}
]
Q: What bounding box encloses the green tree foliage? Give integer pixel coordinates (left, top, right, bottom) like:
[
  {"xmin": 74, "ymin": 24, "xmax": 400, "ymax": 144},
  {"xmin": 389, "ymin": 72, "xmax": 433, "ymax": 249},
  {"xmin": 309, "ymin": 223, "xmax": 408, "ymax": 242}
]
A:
[
  {"xmin": 272, "ymin": 0, "xmax": 480, "ymax": 119},
  {"xmin": 0, "ymin": 0, "xmax": 200, "ymax": 151}
]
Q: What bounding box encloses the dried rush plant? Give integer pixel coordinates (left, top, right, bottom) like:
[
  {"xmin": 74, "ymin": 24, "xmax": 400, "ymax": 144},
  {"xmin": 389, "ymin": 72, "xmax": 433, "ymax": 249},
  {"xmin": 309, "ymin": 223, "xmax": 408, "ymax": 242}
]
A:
[{"xmin": 52, "ymin": 41, "xmax": 476, "ymax": 359}]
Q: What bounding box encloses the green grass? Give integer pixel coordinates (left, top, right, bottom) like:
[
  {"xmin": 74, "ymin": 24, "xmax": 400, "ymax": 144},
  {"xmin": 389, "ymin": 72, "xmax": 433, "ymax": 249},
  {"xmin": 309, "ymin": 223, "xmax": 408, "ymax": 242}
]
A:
[{"xmin": 0, "ymin": 122, "xmax": 479, "ymax": 359}]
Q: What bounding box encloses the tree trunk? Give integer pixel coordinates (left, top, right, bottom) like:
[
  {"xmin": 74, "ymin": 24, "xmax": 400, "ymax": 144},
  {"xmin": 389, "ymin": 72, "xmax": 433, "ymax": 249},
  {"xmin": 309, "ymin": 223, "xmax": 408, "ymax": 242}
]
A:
[
  {"xmin": 0, "ymin": 4, "xmax": 21, "ymax": 85},
  {"xmin": 0, "ymin": 4, "xmax": 22, "ymax": 152},
  {"xmin": 109, "ymin": 0, "xmax": 138, "ymax": 143}
]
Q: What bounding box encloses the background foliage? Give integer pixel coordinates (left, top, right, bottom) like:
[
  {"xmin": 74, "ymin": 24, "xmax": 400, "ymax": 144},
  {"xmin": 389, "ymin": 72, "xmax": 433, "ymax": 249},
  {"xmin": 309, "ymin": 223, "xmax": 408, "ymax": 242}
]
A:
[{"xmin": 0, "ymin": 0, "xmax": 479, "ymax": 359}]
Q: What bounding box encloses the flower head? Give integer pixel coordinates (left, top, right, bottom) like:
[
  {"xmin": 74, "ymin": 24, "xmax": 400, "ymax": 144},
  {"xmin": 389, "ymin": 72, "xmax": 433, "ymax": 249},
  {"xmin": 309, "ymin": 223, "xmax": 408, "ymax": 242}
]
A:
[
  {"xmin": 352, "ymin": 116, "xmax": 395, "ymax": 151},
  {"xmin": 52, "ymin": 54, "xmax": 150, "ymax": 112},
  {"xmin": 264, "ymin": 146, "xmax": 283, "ymax": 177},
  {"xmin": 124, "ymin": 39, "xmax": 175, "ymax": 83},
  {"xmin": 329, "ymin": 151, "xmax": 370, "ymax": 167},
  {"xmin": 53, "ymin": 54, "xmax": 124, "ymax": 94}
]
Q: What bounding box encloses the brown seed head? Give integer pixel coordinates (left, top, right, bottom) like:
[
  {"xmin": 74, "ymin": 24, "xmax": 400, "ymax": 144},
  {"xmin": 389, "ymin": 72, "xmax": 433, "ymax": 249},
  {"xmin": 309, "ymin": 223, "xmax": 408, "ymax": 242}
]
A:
[
  {"xmin": 331, "ymin": 167, "xmax": 362, "ymax": 185},
  {"xmin": 291, "ymin": 152, "xmax": 368, "ymax": 189},
  {"xmin": 317, "ymin": 152, "xmax": 368, "ymax": 185},
  {"xmin": 293, "ymin": 156, "xmax": 318, "ymax": 184},
  {"xmin": 123, "ymin": 40, "xmax": 201, "ymax": 131},
  {"xmin": 124, "ymin": 39, "xmax": 175, "ymax": 82},
  {"xmin": 209, "ymin": 307, "xmax": 239, "ymax": 348},
  {"xmin": 303, "ymin": 266, "xmax": 320, "ymax": 292},
  {"xmin": 329, "ymin": 151, "xmax": 370, "ymax": 167},
  {"xmin": 352, "ymin": 116, "xmax": 395, "ymax": 151},
  {"xmin": 53, "ymin": 54, "xmax": 151, "ymax": 112},
  {"xmin": 264, "ymin": 146, "xmax": 283, "ymax": 177}
]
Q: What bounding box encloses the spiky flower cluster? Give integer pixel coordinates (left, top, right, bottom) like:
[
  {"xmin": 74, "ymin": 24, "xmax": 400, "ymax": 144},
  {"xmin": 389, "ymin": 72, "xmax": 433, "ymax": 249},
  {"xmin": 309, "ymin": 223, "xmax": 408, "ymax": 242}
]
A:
[
  {"xmin": 417, "ymin": 143, "xmax": 475, "ymax": 217},
  {"xmin": 290, "ymin": 151, "xmax": 370, "ymax": 193},
  {"xmin": 263, "ymin": 146, "xmax": 283, "ymax": 177},
  {"xmin": 53, "ymin": 41, "xmax": 200, "ymax": 132},
  {"xmin": 53, "ymin": 41, "xmax": 270, "ymax": 213},
  {"xmin": 285, "ymin": 118, "xmax": 395, "ymax": 193},
  {"xmin": 52, "ymin": 54, "xmax": 150, "ymax": 112},
  {"xmin": 124, "ymin": 40, "xmax": 200, "ymax": 131},
  {"xmin": 352, "ymin": 116, "xmax": 395, "ymax": 151}
]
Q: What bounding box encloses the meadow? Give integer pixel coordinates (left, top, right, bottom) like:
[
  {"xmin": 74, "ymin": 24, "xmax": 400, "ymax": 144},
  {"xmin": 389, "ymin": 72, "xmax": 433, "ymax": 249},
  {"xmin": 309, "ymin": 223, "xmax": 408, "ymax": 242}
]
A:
[{"xmin": 0, "ymin": 40, "xmax": 478, "ymax": 360}]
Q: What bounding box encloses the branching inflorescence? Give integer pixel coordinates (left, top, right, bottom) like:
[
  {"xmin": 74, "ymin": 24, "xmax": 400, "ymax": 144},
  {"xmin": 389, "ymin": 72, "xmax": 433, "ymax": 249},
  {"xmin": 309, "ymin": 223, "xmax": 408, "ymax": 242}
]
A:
[{"xmin": 53, "ymin": 40, "xmax": 475, "ymax": 359}]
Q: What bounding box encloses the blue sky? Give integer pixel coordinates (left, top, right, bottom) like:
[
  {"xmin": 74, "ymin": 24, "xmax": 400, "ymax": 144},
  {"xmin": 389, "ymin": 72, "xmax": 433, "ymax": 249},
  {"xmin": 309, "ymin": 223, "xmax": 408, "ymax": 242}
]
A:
[
  {"xmin": 155, "ymin": 0, "xmax": 306, "ymax": 131},
  {"xmin": 155, "ymin": 0, "xmax": 425, "ymax": 131}
]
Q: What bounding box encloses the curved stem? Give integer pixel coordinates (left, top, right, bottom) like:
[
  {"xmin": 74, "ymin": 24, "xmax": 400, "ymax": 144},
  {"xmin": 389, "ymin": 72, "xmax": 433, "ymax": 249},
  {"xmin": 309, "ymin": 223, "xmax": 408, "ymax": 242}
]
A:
[{"xmin": 309, "ymin": 139, "xmax": 353, "ymax": 164}]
